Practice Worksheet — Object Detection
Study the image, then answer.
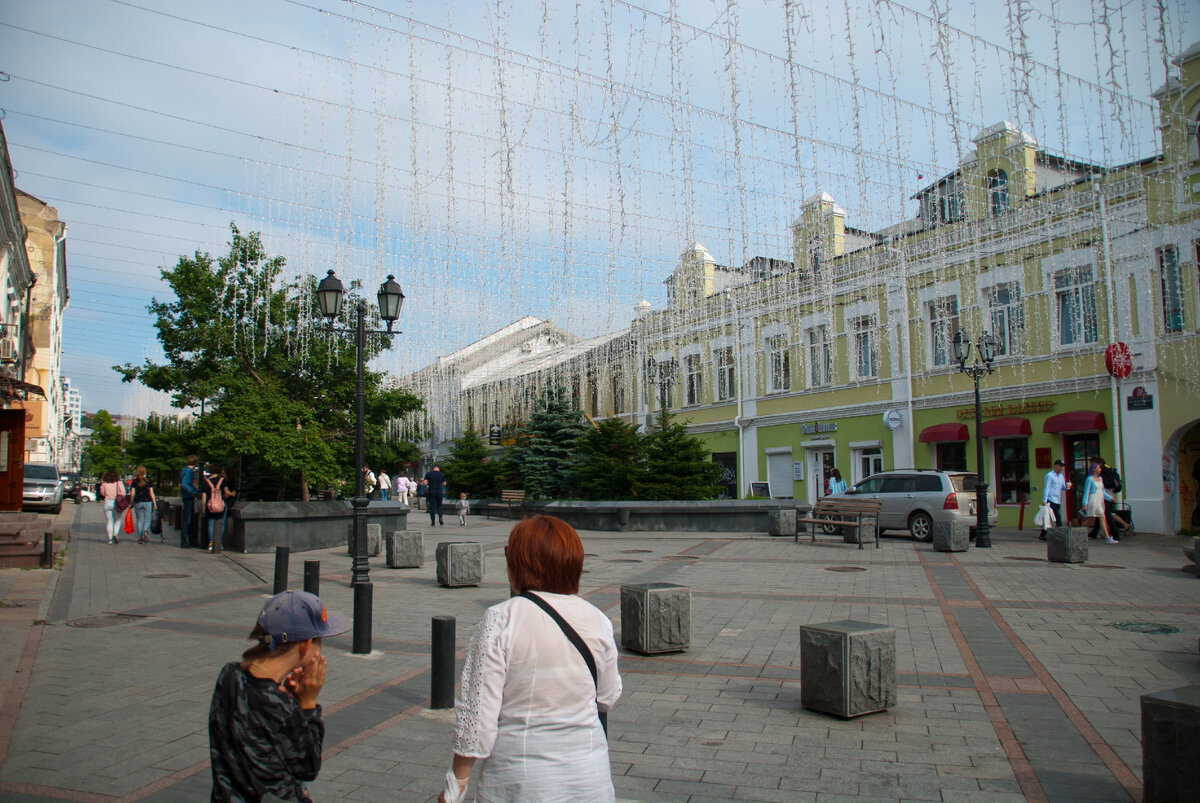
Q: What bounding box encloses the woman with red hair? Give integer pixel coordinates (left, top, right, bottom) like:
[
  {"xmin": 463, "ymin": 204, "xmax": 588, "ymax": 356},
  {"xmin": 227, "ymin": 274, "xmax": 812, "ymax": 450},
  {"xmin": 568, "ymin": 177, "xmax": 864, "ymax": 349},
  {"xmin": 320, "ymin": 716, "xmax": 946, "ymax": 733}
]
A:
[{"xmin": 440, "ymin": 516, "xmax": 621, "ymax": 803}]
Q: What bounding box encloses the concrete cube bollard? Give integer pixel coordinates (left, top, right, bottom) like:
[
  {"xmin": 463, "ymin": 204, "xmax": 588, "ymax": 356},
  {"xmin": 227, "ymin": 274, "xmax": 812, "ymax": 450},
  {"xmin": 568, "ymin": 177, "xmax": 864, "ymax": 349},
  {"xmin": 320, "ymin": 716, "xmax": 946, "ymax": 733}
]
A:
[
  {"xmin": 1047, "ymin": 526, "xmax": 1088, "ymax": 564},
  {"xmin": 767, "ymin": 509, "xmax": 797, "ymax": 537},
  {"xmin": 1190, "ymin": 537, "xmax": 1200, "ymax": 577},
  {"xmin": 932, "ymin": 519, "xmax": 970, "ymax": 552},
  {"xmin": 436, "ymin": 542, "xmax": 483, "ymax": 587},
  {"xmin": 346, "ymin": 523, "xmax": 382, "ymax": 557},
  {"xmin": 620, "ymin": 583, "xmax": 690, "ymax": 654},
  {"xmin": 386, "ymin": 530, "xmax": 424, "ymax": 568},
  {"xmin": 1141, "ymin": 684, "xmax": 1200, "ymax": 802},
  {"xmin": 800, "ymin": 620, "xmax": 897, "ymax": 718}
]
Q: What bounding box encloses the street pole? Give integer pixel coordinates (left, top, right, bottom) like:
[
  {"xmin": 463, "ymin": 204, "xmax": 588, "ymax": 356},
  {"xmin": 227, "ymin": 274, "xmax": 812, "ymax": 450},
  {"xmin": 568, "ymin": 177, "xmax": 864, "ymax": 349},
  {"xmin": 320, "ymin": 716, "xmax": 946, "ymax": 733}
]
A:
[
  {"xmin": 972, "ymin": 373, "xmax": 991, "ymax": 548},
  {"xmin": 351, "ymin": 299, "xmax": 372, "ymax": 654}
]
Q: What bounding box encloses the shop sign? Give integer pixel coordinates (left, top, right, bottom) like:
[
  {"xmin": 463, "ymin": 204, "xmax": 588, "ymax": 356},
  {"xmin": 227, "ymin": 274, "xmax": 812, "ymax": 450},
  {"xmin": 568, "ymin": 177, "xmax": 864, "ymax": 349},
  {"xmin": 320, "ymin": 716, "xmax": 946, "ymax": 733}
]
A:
[
  {"xmin": 1127, "ymin": 385, "xmax": 1153, "ymax": 411},
  {"xmin": 1105, "ymin": 342, "xmax": 1133, "ymax": 379},
  {"xmin": 882, "ymin": 409, "xmax": 904, "ymax": 431},
  {"xmin": 955, "ymin": 400, "xmax": 1055, "ymax": 420},
  {"xmin": 801, "ymin": 421, "xmax": 837, "ymax": 435},
  {"xmin": 792, "ymin": 461, "xmax": 805, "ymax": 480}
]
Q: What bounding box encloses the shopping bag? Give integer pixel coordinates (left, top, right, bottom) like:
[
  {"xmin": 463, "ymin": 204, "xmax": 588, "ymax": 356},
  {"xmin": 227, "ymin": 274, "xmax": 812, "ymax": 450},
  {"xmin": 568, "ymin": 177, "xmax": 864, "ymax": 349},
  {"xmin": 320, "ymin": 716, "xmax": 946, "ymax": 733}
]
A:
[
  {"xmin": 150, "ymin": 508, "xmax": 162, "ymax": 535},
  {"xmin": 122, "ymin": 508, "xmax": 135, "ymax": 534},
  {"xmin": 1033, "ymin": 503, "xmax": 1051, "ymax": 528}
]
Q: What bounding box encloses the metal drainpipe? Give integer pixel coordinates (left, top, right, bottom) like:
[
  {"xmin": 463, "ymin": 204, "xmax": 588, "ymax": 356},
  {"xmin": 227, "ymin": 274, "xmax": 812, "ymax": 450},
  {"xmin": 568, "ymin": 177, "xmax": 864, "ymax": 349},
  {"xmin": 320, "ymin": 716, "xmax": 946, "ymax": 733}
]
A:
[
  {"xmin": 20, "ymin": 275, "xmax": 36, "ymax": 385},
  {"xmin": 1095, "ymin": 182, "xmax": 1124, "ymax": 494},
  {"xmin": 888, "ymin": 244, "xmax": 917, "ymax": 467},
  {"xmin": 728, "ymin": 291, "xmax": 747, "ymax": 497}
]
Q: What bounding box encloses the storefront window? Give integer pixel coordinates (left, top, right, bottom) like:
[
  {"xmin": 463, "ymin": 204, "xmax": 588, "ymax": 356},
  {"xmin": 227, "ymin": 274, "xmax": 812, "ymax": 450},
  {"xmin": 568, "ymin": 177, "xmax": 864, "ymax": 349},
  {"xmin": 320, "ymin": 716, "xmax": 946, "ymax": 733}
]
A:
[
  {"xmin": 995, "ymin": 437, "xmax": 1030, "ymax": 504},
  {"xmin": 936, "ymin": 442, "xmax": 967, "ymax": 471},
  {"xmin": 855, "ymin": 447, "xmax": 883, "ymax": 482}
]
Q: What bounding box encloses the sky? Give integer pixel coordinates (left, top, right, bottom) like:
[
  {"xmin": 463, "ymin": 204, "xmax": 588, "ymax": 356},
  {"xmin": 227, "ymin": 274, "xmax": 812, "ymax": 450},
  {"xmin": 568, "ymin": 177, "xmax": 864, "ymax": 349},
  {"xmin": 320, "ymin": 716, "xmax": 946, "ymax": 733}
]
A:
[{"xmin": 0, "ymin": 0, "xmax": 1195, "ymax": 417}]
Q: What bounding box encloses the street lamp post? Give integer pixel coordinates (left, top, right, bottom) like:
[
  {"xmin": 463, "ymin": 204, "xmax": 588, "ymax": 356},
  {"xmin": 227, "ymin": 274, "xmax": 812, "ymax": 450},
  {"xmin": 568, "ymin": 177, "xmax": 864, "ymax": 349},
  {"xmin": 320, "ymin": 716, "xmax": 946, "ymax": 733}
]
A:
[
  {"xmin": 315, "ymin": 269, "xmax": 405, "ymax": 654},
  {"xmin": 953, "ymin": 330, "xmax": 997, "ymax": 549}
]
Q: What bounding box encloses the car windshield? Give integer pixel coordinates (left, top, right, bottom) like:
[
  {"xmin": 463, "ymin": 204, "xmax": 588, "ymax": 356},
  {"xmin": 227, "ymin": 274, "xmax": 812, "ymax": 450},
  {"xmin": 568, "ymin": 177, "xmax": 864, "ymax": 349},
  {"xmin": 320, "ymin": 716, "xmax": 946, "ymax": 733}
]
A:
[
  {"xmin": 24, "ymin": 465, "xmax": 59, "ymax": 480},
  {"xmin": 949, "ymin": 474, "xmax": 979, "ymax": 492}
]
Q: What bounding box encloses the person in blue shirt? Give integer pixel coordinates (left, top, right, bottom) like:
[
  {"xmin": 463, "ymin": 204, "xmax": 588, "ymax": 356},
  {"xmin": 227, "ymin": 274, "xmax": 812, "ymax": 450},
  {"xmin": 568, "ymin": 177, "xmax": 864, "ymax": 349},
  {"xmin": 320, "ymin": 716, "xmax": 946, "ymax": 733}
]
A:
[
  {"xmin": 1038, "ymin": 459, "xmax": 1070, "ymax": 541},
  {"xmin": 827, "ymin": 468, "xmax": 848, "ymax": 495},
  {"xmin": 180, "ymin": 454, "xmax": 200, "ymax": 548}
]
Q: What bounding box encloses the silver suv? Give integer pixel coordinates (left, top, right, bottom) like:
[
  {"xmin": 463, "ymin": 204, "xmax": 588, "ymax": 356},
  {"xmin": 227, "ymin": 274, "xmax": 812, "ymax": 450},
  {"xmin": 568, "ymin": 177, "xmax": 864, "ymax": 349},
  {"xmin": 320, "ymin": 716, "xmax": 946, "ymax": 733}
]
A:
[
  {"xmin": 835, "ymin": 470, "xmax": 998, "ymax": 542},
  {"xmin": 23, "ymin": 462, "xmax": 64, "ymax": 514}
]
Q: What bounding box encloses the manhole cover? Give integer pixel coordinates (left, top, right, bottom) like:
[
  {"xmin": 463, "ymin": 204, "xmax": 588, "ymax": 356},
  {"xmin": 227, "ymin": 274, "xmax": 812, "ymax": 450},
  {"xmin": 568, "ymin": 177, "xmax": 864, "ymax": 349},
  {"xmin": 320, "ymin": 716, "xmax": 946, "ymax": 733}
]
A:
[
  {"xmin": 1108, "ymin": 621, "xmax": 1182, "ymax": 635},
  {"xmin": 824, "ymin": 566, "xmax": 867, "ymax": 573},
  {"xmin": 619, "ymin": 549, "xmax": 652, "ymax": 554},
  {"xmin": 1082, "ymin": 564, "xmax": 1124, "ymax": 570},
  {"xmin": 67, "ymin": 614, "xmax": 140, "ymax": 628},
  {"xmin": 143, "ymin": 573, "xmax": 192, "ymax": 579},
  {"xmin": 1005, "ymin": 556, "xmax": 1044, "ymax": 562},
  {"xmin": 604, "ymin": 558, "xmax": 642, "ymax": 563}
]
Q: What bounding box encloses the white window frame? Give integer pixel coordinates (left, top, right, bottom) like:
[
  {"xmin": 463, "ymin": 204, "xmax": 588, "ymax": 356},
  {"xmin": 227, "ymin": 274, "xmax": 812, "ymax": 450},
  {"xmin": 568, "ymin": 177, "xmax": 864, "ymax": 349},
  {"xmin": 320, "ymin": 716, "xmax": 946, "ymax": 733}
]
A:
[
  {"xmin": 806, "ymin": 326, "xmax": 831, "ymax": 388},
  {"xmin": 978, "ymin": 266, "xmax": 1022, "ymax": 358},
  {"xmin": 927, "ymin": 296, "xmax": 960, "ymax": 368},
  {"xmin": 850, "ymin": 316, "xmax": 878, "ymax": 380},
  {"xmin": 1158, "ymin": 245, "xmax": 1184, "ymax": 334},
  {"xmin": 850, "ymin": 441, "xmax": 884, "ymax": 483},
  {"xmin": 1054, "ymin": 265, "xmax": 1099, "ymax": 348},
  {"xmin": 682, "ymin": 349, "xmax": 703, "ymax": 407},
  {"xmin": 713, "ymin": 345, "xmax": 736, "ymax": 401},
  {"xmin": 763, "ymin": 331, "xmax": 791, "ymax": 393}
]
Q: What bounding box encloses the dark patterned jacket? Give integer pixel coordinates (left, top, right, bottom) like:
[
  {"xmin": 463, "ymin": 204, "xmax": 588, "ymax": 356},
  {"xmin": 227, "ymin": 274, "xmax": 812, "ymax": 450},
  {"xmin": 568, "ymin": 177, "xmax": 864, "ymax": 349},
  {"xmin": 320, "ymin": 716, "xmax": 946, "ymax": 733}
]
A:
[{"xmin": 209, "ymin": 662, "xmax": 324, "ymax": 801}]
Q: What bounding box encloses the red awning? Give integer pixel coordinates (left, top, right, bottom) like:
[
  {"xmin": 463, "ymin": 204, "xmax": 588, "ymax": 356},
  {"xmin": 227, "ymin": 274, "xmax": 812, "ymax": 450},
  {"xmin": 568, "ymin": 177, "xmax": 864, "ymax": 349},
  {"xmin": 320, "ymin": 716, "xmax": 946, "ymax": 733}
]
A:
[
  {"xmin": 1043, "ymin": 411, "xmax": 1108, "ymax": 433},
  {"xmin": 918, "ymin": 423, "xmax": 969, "ymax": 443},
  {"xmin": 981, "ymin": 417, "xmax": 1032, "ymax": 438}
]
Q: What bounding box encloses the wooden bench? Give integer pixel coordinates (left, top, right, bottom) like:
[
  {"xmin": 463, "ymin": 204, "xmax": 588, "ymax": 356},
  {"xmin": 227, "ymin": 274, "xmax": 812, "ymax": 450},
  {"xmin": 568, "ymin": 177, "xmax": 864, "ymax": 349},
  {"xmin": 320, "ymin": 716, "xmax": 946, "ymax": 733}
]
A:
[
  {"xmin": 795, "ymin": 497, "xmax": 883, "ymax": 549},
  {"xmin": 487, "ymin": 490, "xmax": 526, "ymax": 520}
]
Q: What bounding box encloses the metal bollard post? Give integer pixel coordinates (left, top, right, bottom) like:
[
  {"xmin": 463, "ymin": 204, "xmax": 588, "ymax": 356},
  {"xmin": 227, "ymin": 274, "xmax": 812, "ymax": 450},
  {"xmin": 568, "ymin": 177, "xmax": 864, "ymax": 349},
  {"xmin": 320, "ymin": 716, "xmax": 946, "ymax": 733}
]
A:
[
  {"xmin": 42, "ymin": 533, "xmax": 53, "ymax": 568},
  {"xmin": 272, "ymin": 546, "xmax": 290, "ymax": 595},
  {"xmin": 303, "ymin": 560, "xmax": 320, "ymax": 595},
  {"xmin": 431, "ymin": 615, "xmax": 456, "ymax": 709},
  {"xmin": 352, "ymin": 582, "xmax": 373, "ymax": 654}
]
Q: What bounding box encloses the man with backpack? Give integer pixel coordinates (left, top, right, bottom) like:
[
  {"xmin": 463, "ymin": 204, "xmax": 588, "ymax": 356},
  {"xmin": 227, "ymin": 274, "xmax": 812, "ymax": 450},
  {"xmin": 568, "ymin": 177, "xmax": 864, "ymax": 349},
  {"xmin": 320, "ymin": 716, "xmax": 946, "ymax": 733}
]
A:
[
  {"xmin": 1087, "ymin": 458, "xmax": 1132, "ymax": 540},
  {"xmin": 204, "ymin": 465, "xmax": 234, "ymax": 553}
]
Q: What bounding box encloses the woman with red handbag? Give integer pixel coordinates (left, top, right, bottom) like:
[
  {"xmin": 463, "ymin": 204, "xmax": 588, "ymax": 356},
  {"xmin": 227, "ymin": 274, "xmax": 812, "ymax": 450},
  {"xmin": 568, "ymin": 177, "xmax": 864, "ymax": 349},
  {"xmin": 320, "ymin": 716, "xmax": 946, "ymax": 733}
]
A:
[{"xmin": 98, "ymin": 469, "xmax": 128, "ymax": 545}]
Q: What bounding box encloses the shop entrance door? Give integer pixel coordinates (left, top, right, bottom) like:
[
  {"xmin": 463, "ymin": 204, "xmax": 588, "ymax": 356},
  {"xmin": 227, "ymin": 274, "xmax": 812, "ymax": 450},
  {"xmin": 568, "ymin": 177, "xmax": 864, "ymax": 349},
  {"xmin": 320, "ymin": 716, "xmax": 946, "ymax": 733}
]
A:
[
  {"xmin": 1064, "ymin": 434, "xmax": 1101, "ymax": 521},
  {"xmin": 806, "ymin": 449, "xmax": 835, "ymax": 506}
]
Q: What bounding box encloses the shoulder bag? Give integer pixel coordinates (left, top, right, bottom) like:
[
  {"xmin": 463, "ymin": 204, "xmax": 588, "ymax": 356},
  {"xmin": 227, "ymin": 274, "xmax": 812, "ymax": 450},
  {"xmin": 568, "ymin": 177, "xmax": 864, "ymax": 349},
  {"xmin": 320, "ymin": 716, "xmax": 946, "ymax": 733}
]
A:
[{"xmin": 519, "ymin": 591, "xmax": 608, "ymax": 735}]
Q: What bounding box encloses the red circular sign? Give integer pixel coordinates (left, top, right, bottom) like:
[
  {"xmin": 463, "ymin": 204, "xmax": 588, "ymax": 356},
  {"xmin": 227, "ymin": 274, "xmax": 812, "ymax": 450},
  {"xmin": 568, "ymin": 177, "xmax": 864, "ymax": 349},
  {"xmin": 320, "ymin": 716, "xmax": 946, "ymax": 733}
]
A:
[{"xmin": 1105, "ymin": 342, "xmax": 1132, "ymax": 379}]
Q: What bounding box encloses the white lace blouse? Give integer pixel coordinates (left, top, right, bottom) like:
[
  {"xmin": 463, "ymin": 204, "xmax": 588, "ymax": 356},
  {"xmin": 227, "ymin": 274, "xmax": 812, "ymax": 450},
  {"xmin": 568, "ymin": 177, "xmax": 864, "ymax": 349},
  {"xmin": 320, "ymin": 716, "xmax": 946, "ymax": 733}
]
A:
[{"xmin": 454, "ymin": 592, "xmax": 622, "ymax": 803}]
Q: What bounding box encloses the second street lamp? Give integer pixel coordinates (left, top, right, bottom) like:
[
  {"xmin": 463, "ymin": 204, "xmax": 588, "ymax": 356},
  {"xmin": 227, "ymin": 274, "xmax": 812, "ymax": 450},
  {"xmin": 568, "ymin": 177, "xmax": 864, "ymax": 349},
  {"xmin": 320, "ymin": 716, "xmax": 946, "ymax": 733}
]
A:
[
  {"xmin": 953, "ymin": 329, "xmax": 997, "ymax": 549},
  {"xmin": 316, "ymin": 269, "xmax": 405, "ymax": 654}
]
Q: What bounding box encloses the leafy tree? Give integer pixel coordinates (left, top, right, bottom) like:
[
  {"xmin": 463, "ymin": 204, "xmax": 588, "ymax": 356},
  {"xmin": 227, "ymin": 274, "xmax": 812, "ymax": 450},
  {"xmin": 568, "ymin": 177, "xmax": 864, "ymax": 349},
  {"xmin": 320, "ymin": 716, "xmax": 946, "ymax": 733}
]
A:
[
  {"xmin": 511, "ymin": 382, "xmax": 585, "ymax": 499},
  {"xmin": 574, "ymin": 417, "xmax": 642, "ymax": 500},
  {"xmin": 118, "ymin": 224, "xmax": 423, "ymax": 500},
  {"xmin": 82, "ymin": 410, "xmax": 124, "ymax": 475},
  {"xmin": 124, "ymin": 414, "xmax": 197, "ymax": 491},
  {"xmin": 442, "ymin": 428, "xmax": 500, "ymax": 497},
  {"xmin": 634, "ymin": 412, "xmax": 722, "ymax": 500}
]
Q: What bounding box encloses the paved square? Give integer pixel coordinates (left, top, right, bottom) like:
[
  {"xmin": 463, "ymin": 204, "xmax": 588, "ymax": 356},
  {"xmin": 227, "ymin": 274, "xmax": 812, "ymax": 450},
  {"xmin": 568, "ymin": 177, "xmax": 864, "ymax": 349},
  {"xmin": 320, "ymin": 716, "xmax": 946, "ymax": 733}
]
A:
[{"xmin": 0, "ymin": 504, "xmax": 1196, "ymax": 801}]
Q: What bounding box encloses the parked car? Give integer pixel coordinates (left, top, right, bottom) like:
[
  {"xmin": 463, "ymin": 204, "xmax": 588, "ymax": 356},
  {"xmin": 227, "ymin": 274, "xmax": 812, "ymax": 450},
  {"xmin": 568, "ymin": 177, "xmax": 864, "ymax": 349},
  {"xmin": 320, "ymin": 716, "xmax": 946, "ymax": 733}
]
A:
[
  {"xmin": 22, "ymin": 462, "xmax": 64, "ymax": 514},
  {"xmin": 833, "ymin": 469, "xmax": 998, "ymax": 542},
  {"xmin": 61, "ymin": 471, "xmax": 81, "ymax": 502},
  {"xmin": 79, "ymin": 487, "xmax": 96, "ymax": 502}
]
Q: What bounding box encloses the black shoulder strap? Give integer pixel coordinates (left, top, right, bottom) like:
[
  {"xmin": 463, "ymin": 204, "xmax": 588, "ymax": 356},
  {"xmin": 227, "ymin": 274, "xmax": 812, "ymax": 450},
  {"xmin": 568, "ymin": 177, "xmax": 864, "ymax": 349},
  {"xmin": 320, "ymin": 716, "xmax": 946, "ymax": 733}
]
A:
[{"xmin": 518, "ymin": 591, "xmax": 598, "ymax": 687}]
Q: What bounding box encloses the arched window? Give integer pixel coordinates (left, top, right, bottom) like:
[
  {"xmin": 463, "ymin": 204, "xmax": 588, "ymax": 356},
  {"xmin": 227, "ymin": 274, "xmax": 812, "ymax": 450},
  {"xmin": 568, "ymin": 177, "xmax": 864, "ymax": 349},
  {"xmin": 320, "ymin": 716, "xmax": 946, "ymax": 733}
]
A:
[{"xmin": 988, "ymin": 169, "xmax": 1009, "ymax": 216}]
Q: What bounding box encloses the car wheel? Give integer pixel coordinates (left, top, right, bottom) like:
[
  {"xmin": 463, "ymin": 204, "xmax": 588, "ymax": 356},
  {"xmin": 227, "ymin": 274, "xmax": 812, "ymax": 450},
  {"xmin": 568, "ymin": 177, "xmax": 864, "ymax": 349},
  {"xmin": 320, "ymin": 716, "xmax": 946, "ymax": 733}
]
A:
[
  {"xmin": 908, "ymin": 511, "xmax": 933, "ymax": 542},
  {"xmin": 818, "ymin": 514, "xmax": 843, "ymax": 535}
]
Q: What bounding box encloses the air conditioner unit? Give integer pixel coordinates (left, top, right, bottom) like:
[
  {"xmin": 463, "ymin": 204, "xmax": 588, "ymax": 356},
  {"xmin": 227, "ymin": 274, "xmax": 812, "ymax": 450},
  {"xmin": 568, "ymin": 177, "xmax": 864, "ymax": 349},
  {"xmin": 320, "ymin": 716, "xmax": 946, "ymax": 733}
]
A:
[{"xmin": 0, "ymin": 338, "xmax": 16, "ymax": 364}]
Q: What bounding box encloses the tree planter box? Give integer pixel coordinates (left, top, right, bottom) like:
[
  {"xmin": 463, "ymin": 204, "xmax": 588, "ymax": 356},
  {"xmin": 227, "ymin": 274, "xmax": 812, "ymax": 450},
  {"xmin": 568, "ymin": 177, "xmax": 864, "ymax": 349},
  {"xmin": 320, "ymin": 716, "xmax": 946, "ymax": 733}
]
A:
[
  {"xmin": 1047, "ymin": 526, "xmax": 1088, "ymax": 564},
  {"xmin": 386, "ymin": 530, "xmax": 424, "ymax": 568},
  {"xmin": 620, "ymin": 583, "xmax": 690, "ymax": 654},
  {"xmin": 347, "ymin": 522, "xmax": 382, "ymax": 557},
  {"xmin": 220, "ymin": 501, "xmax": 408, "ymax": 553},
  {"xmin": 932, "ymin": 519, "xmax": 970, "ymax": 552},
  {"xmin": 436, "ymin": 542, "xmax": 483, "ymax": 587},
  {"xmin": 767, "ymin": 509, "xmax": 796, "ymax": 537},
  {"xmin": 1141, "ymin": 684, "xmax": 1200, "ymax": 802},
  {"xmin": 800, "ymin": 620, "xmax": 896, "ymax": 718}
]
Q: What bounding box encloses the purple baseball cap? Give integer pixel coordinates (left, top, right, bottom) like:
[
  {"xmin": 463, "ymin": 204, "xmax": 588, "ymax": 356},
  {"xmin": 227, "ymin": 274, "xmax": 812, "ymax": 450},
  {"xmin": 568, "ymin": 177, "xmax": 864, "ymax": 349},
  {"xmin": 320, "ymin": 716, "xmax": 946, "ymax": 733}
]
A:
[{"xmin": 257, "ymin": 591, "xmax": 351, "ymax": 649}]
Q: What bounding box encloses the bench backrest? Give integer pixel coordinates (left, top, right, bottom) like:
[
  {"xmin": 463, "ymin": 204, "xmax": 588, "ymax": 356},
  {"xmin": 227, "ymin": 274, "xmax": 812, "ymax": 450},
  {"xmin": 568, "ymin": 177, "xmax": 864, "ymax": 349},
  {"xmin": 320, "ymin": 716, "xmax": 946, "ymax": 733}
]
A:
[
  {"xmin": 500, "ymin": 490, "xmax": 526, "ymax": 503},
  {"xmin": 813, "ymin": 496, "xmax": 882, "ymax": 514}
]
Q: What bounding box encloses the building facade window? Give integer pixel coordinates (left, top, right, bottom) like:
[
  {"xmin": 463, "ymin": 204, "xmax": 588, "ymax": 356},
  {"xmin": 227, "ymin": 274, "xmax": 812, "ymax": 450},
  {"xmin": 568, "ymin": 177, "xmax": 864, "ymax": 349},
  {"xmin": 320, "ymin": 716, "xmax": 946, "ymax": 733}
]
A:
[
  {"xmin": 684, "ymin": 353, "xmax": 702, "ymax": 406},
  {"xmin": 611, "ymin": 372, "xmax": 624, "ymax": 414},
  {"xmin": 988, "ymin": 169, "xmax": 1009, "ymax": 215},
  {"xmin": 587, "ymin": 371, "xmax": 598, "ymax": 416},
  {"xmin": 807, "ymin": 326, "xmax": 831, "ymax": 386},
  {"xmin": 657, "ymin": 359, "xmax": 677, "ymax": 409},
  {"xmin": 766, "ymin": 335, "xmax": 790, "ymax": 392},
  {"xmin": 808, "ymin": 237, "xmax": 821, "ymax": 280},
  {"xmin": 1158, "ymin": 245, "xmax": 1184, "ymax": 334},
  {"xmin": 851, "ymin": 317, "xmax": 877, "ymax": 379},
  {"xmin": 1054, "ymin": 265, "xmax": 1098, "ymax": 346},
  {"xmin": 936, "ymin": 442, "xmax": 967, "ymax": 471},
  {"xmin": 988, "ymin": 283, "xmax": 1022, "ymax": 356},
  {"xmin": 854, "ymin": 447, "xmax": 883, "ymax": 482},
  {"xmin": 929, "ymin": 297, "xmax": 960, "ymax": 367},
  {"xmin": 940, "ymin": 177, "xmax": 962, "ymax": 223},
  {"xmin": 714, "ymin": 347, "xmax": 736, "ymax": 401},
  {"xmin": 995, "ymin": 438, "xmax": 1030, "ymax": 505}
]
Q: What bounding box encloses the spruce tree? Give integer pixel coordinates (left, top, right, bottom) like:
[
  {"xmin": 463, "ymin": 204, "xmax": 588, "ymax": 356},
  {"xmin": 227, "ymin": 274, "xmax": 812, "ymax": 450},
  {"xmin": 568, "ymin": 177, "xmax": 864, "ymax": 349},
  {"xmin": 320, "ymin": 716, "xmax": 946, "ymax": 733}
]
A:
[
  {"xmin": 512, "ymin": 382, "xmax": 585, "ymax": 498},
  {"xmin": 574, "ymin": 417, "xmax": 642, "ymax": 500},
  {"xmin": 634, "ymin": 412, "xmax": 722, "ymax": 500}
]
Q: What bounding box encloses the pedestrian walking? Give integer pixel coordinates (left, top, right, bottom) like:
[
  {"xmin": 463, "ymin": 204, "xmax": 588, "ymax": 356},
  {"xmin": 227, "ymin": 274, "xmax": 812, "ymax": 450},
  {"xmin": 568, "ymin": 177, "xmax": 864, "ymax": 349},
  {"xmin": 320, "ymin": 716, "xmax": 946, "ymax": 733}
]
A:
[
  {"xmin": 438, "ymin": 516, "xmax": 620, "ymax": 803},
  {"xmin": 457, "ymin": 492, "xmax": 470, "ymax": 526},
  {"xmin": 1086, "ymin": 458, "xmax": 1132, "ymax": 540},
  {"xmin": 396, "ymin": 474, "xmax": 410, "ymax": 506},
  {"xmin": 204, "ymin": 466, "xmax": 235, "ymax": 553},
  {"xmin": 1037, "ymin": 459, "xmax": 1070, "ymax": 541},
  {"xmin": 98, "ymin": 469, "xmax": 127, "ymax": 545},
  {"xmin": 377, "ymin": 469, "xmax": 391, "ymax": 501},
  {"xmin": 180, "ymin": 454, "xmax": 200, "ymax": 548},
  {"xmin": 209, "ymin": 590, "xmax": 350, "ymax": 802},
  {"xmin": 827, "ymin": 468, "xmax": 847, "ymax": 495},
  {"xmin": 129, "ymin": 466, "xmax": 157, "ymax": 544},
  {"xmin": 1083, "ymin": 463, "xmax": 1117, "ymax": 544},
  {"xmin": 416, "ymin": 478, "xmax": 427, "ymax": 510},
  {"xmin": 363, "ymin": 466, "xmax": 377, "ymax": 500},
  {"xmin": 425, "ymin": 465, "xmax": 447, "ymax": 526}
]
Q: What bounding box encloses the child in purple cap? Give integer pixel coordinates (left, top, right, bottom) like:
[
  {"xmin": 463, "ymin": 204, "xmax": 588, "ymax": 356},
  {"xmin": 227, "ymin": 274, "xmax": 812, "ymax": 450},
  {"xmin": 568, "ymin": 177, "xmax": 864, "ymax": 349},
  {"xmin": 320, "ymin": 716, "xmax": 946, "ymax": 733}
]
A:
[{"xmin": 209, "ymin": 591, "xmax": 350, "ymax": 801}]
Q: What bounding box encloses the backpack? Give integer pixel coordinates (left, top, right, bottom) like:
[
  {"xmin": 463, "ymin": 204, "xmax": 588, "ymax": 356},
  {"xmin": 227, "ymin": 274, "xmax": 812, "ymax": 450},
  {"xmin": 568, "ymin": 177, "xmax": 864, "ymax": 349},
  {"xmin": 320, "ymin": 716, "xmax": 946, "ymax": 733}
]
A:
[
  {"xmin": 1100, "ymin": 465, "xmax": 1122, "ymax": 493},
  {"xmin": 206, "ymin": 477, "xmax": 225, "ymax": 514}
]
